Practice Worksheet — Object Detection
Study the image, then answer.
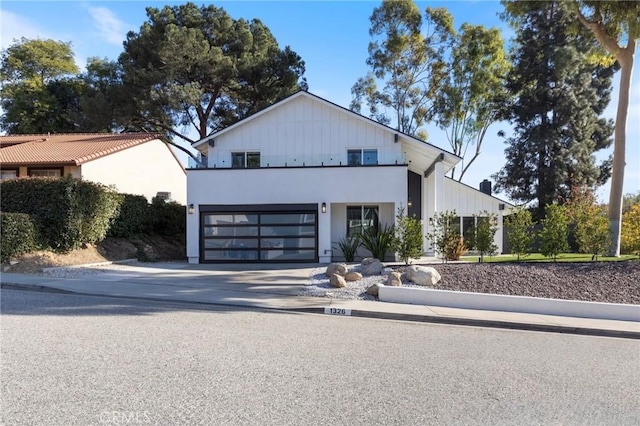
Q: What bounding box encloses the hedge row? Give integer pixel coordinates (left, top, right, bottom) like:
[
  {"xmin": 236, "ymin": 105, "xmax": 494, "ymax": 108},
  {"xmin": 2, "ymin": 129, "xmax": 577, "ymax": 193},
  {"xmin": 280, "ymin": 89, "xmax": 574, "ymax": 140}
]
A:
[
  {"xmin": 0, "ymin": 177, "xmax": 185, "ymax": 259},
  {"xmin": 1, "ymin": 176, "xmax": 122, "ymax": 252},
  {"xmin": 0, "ymin": 213, "xmax": 38, "ymax": 263}
]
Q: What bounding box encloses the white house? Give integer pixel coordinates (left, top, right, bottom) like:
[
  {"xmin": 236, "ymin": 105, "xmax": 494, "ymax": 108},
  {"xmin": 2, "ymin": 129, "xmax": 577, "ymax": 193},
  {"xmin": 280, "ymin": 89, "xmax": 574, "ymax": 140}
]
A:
[
  {"xmin": 0, "ymin": 133, "xmax": 186, "ymax": 204},
  {"xmin": 186, "ymin": 91, "xmax": 512, "ymax": 264}
]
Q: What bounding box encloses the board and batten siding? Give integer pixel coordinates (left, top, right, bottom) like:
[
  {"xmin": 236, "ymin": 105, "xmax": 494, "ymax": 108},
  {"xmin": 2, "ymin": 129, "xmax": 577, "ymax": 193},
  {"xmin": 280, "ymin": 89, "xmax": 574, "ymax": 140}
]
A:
[
  {"xmin": 443, "ymin": 178, "xmax": 508, "ymax": 254},
  {"xmin": 206, "ymin": 95, "xmax": 404, "ymax": 167}
]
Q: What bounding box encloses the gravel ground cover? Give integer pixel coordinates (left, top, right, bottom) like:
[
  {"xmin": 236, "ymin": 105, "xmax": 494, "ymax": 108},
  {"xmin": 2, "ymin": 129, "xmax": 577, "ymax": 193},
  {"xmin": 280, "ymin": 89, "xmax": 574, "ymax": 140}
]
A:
[{"xmin": 301, "ymin": 261, "xmax": 640, "ymax": 305}]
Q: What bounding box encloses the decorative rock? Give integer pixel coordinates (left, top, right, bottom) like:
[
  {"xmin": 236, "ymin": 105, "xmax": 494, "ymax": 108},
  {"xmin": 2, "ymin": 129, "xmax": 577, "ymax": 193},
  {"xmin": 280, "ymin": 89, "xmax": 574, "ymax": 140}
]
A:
[
  {"xmin": 386, "ymin": 271, "xmax": 402, "ymax": 287},
  {"xmin": 325, "ymin": 263, "xmax": 348, "ymax": 277},
  {"xmin": 361, "ymin": 257, "xmax": 384, "ymax": 275},
  {"xmin": 345, "ymin": 271, "xmax": 363, "ymax": 282},
  {"xmin": 406, "ymin": 265, "xmax": 441, "ymax": 286},
  {"xmin": 329, "ymin": 273, "xmax": 347, "ymax": 288},
  {"xmin": 366, "ymin": 283, "xmax": 384, "ymax": 297}
]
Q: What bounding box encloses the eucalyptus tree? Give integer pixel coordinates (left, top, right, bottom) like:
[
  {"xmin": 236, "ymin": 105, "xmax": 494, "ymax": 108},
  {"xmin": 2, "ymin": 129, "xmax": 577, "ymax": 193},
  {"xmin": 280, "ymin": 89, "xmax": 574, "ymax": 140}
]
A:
[
  {"xmin": 430, "ymin": 21, "xmax": 510, "ymax": 181},
  {"xmin": 350, "ymin": 0, "xmax": 451, "ymax": 139},
  {"xmin": 571, "ymin": 0, "xmax": 640, "ymax": 256}
]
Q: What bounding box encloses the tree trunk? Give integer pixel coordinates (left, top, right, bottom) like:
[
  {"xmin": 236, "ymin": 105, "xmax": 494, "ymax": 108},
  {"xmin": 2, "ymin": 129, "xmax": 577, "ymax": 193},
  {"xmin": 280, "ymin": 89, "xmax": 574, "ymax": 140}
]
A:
[{"xmin": 608, "ymin": 48, "xmax": 634, "ymax": 256}]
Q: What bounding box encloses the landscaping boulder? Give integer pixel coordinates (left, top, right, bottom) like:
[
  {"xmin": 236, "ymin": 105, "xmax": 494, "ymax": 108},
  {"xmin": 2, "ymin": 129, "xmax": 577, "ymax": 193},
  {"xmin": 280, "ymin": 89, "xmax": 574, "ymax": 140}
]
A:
[
  {"xmin": 345, "ymin": 271, "xmax": 363, "ymax": 282},
  {"xmin": 406, "ymin": 265, "xmax": 441, "ymax": 286},
  {"xmin": 325, "ymin": 263, "xmax": 348, "ymax": 277},
  {"xmin": 361, "ymin": 257, "xmax": 384, "ymax": 275},
  {"xmin": 329, "ymin": 273, "xmax": 347, "ymax": 288},
  {"xmin": 386, "ymin": 271, "xmax": 402, "ymax": 287},
  {"xmin": 366, "ymin": 283, "xmax": 383, "ymax": 297}
]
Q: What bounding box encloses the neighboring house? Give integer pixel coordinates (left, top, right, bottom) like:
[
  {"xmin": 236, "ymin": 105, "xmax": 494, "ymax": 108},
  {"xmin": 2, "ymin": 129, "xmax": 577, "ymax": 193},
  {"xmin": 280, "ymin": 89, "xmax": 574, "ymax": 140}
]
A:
[
  {"xmin": 0, "ymin": 133, "xmax": 186, "ymax": 204},
  {"xmin": 186, "ymin": 91, "xmax": 513, "ymax": 264}
]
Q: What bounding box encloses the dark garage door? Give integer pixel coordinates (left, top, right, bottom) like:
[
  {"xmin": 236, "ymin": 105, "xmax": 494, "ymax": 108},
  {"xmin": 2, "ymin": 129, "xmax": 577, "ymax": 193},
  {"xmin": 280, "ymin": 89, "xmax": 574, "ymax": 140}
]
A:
[{"xmin": 200, "ymin": 204, "xmax": 318, "ymax": 263}]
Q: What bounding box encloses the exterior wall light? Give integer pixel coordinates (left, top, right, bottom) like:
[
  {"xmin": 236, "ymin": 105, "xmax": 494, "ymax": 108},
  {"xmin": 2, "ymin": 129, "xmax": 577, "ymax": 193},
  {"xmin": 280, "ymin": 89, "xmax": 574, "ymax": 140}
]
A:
[
  {"xmin": 428, "ymin": 217, "xmax": 434, "ymax": 226},
  {"xmin": 492, "ymin": 216, "xmax": 498, "ymax": 227},
  {"xmin": 321, "ymin": 202, "xmax": 327, "ymax": 213},
  {"xmin": 188, "ymin": 204, "xmax": 195, "ymax": 215},
  {"xmin": 407, "ymin": 199, "xmax": 413, "ymax": 208}
]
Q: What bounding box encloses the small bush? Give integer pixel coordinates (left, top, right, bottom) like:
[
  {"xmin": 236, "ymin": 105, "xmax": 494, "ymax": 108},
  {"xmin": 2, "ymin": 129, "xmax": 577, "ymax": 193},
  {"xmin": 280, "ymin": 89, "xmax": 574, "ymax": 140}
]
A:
[
  {"xmin": 108, "ymin": 194, "xmax": 152, "ymax": 238},
  {"xmin": 392, "ymin": 207, "xmax": 423, "ymax": 265},
  {"xmin": 539, "ymin": 203, "xmax": 570, "ymax": 261},
  {"xmin": 149, "ymin": 196, "xmax": 185, "ymax": 240},
  {"xmin": 474, "ymin": 212, "xmax": 498, "ymax": 262},
  {"xmin": 333, "ymin": 236, "xmax": 360, "ymax": 262},
  {"xmin": 505, "ymin": 207, "xmax": 536, "ymax": 261},
  {"xmin": 359, "ymin": 223, "xmax": 394, "ymax": 261},
  {"xmin": 425, "ymin": 210, "xmax": 463, "ymax": 263},
  {"xmin": 444, "ymin": 234, "xmax": 467, "ymax": 261},
  {"xmin": 621, "ymin": 204, "xmax": 640, "ymax": 256},
  {"xmin": 1, "ymin": 212, "xmax": 38, "ymax": 263}
]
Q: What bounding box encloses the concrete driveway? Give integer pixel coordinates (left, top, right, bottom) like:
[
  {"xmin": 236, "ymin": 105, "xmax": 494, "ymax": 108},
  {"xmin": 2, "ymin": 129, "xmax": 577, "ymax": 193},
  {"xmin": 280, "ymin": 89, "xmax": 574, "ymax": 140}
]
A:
[{"xmin": 3, "ymin": 261, "xmax": 326, "ymax": 309}]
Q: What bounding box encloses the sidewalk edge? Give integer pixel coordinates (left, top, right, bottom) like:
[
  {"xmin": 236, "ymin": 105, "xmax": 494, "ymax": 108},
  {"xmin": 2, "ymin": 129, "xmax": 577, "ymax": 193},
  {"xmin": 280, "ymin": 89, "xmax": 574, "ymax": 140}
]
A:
[{"xmin": 3, "ymin": 282, "xmax": 638, "ymax": 340}]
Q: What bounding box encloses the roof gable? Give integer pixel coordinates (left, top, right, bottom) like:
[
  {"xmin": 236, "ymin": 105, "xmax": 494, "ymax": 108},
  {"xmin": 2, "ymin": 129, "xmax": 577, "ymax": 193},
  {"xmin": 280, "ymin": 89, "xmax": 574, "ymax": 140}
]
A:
[
  {"xmin": 0, "ymin": 133, "xmax": 166, "ymax": 166},
  {"xmin": 192, "ymin": 91, "xmax": 460, "ymax": 164}
]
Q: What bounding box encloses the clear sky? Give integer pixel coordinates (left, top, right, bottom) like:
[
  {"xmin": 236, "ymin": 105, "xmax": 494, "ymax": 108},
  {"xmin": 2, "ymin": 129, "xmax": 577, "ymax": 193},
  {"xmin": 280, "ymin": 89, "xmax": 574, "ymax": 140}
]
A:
[{"xmin": 1, "ymin": 0, "xmax": 638, "ymax": 202}]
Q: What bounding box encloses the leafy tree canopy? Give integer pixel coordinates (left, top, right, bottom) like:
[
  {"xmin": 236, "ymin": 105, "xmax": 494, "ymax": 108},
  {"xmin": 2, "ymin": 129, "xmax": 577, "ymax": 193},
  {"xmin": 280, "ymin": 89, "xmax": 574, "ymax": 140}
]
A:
[
  {"xmin": 119, "ymin": 2, "xmax": 307, "ymax": 144},
  {"xmin": 493, "ymin": 0, "xmax": 615, "ymax": 220}
]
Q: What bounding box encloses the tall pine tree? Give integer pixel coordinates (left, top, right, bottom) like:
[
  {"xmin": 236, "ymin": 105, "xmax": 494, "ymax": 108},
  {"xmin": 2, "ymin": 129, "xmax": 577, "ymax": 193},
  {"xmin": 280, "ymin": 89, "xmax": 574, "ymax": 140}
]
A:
[{"xmin": 493, "ymin": 1, "xmax": 615, "ymax": 219}]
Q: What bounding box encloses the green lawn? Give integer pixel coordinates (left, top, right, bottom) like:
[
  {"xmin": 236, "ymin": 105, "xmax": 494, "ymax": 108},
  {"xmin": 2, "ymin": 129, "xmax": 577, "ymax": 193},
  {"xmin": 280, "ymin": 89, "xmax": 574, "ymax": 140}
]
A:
[{"xmin": 460, "ymin": 253, "xmax": 639, "ymax": 263}]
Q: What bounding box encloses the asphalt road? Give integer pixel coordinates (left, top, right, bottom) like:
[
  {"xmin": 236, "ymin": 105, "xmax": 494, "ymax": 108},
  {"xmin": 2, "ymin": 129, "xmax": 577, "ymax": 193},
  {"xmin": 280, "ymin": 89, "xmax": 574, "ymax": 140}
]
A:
[{"xmin": 1, "ymin": 289, "xmax": 639, "ymax": 426}]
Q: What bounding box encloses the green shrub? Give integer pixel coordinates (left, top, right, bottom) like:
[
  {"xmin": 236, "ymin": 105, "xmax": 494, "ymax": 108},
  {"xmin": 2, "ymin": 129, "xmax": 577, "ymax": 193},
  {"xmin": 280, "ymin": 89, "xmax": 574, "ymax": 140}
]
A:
[
  {"xmin": 0, "ymin": 212, "xmax": 39, "ymax": 262},
  {"xmin": 425, "ymin": 210, "xmax": 463, "ymax": 262},
  {"xmin": 108, "ymin": 194, "xmax": 151, "ymax": 238},
  {"xmin": 359, "ymin": 223, "xmax": 394, "ymax": 261},
  {"xmin": 474, "ymin": 212, "xmax": 498, "ymax": 262},
  {"xmin": 444, "ymin": 234, "xmax": 467, "ymax": 261},
  {"xmin": 333, "ymin": 236, "xmax": 360, "ymax": 262},
  {"xmin": 392, "ymin": 207, "xmax": 423, "ymax": 265},
  {"xmin": 539, "ymin": 203, "xmax": 570, "ymax": 261},
  {"xmin": 505, "ymin": 207, "xmax": 536, "ymax": 261},
  {"xmin": 0, "ymin": 176, "xmax": 121, "ymax": 252},
  {"xmin": 149, "ymin": 196, "xmax": 185, "ymax": 240},
  {"xmin": 621, "ymin": 204, "xmax": 640, "ymax": 256}
]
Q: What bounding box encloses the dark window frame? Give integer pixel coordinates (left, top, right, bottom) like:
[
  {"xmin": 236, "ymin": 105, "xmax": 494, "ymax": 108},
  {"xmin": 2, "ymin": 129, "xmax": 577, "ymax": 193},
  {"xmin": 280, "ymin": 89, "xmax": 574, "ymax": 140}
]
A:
[
  {"xmin": 27, "ymin": 166, "xmax": 64, "ymax": 177},
  {"xmin": 347, "ymin": 148, "xmax": 378, "ymax": 166},
  {"xmin": 0, "ymin": 167, "xmax": 19, "ymax": 180},
  {"xmin": 346, "ymin": 205, "xmax": 379, "ymax": 237},
  {"xmin": 199, "ymin": 205, "xmax": 318, "ymax": 263},
  {"xmin": 231, "ymin": 151, "xmax": 260, "ymax": 168}
]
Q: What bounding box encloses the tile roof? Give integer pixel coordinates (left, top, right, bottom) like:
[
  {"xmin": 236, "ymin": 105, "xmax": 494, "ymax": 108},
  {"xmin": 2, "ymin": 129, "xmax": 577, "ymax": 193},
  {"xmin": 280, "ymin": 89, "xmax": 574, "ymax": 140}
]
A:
[{"xmin": 0, "ymin": 133, "xmax": 164, "ymax": 166}]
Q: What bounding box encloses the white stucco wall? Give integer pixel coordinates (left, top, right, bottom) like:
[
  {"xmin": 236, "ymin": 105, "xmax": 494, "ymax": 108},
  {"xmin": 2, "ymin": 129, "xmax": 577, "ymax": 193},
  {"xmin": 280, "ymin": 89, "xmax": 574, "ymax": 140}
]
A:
[
  {"xmin": 80, "ymin": 139, "xmax": 186, "ymax": 204},
  {"xmin": 186, "ymin": 165, "xmax": 407, "ymax": 263},
  {"xmin": 205, "ymin": 95, "xmax": 405, "ymax": 168}
]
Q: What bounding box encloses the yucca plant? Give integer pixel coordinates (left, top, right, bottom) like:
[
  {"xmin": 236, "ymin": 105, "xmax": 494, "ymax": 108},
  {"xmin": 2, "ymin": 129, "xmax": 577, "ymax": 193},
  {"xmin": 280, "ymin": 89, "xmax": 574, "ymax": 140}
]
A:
[
  {"xmin": 333, "ymin": 235, "xmax": 360, "ymax": 262},
  {"xmin": 359, "ymin": 224, "xmax": 394, "ymax": 261}
]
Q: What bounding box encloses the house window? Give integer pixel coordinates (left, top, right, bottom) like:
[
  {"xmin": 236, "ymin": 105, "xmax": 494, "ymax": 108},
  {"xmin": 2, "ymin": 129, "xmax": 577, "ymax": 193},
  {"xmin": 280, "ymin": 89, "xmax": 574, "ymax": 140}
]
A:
[
  {"xmin": 346, "ymin": 205, "xmax": 379, "ymax": 237},
  {"xmin": 231, "ymin": 152, "xmax": 260, "ymax": 168},
  {"xmin": 347, "ymin": 149, "xmax": 378, "ymax": 165},
  {"xmin": 0, "ymin": 169, "xmax": 18, "ymax": 180},
  {"xmin": 28, "ymin": 168, "xmax": 62, "ymax": 177}
]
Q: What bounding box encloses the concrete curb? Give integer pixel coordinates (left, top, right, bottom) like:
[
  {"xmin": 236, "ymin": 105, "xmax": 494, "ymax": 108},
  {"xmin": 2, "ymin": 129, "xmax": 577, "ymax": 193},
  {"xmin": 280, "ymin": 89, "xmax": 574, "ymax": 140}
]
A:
[
  {"xmin": 3, "ymin": 282, "xmax": 639, "ymax": 340},
  {"xmin": 41, "ymin": 258, "xmax": 138, "ymax": 273},
  {"xmin": 379, "ymin": 286, "xmax": 640, "ymax": 322}
]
